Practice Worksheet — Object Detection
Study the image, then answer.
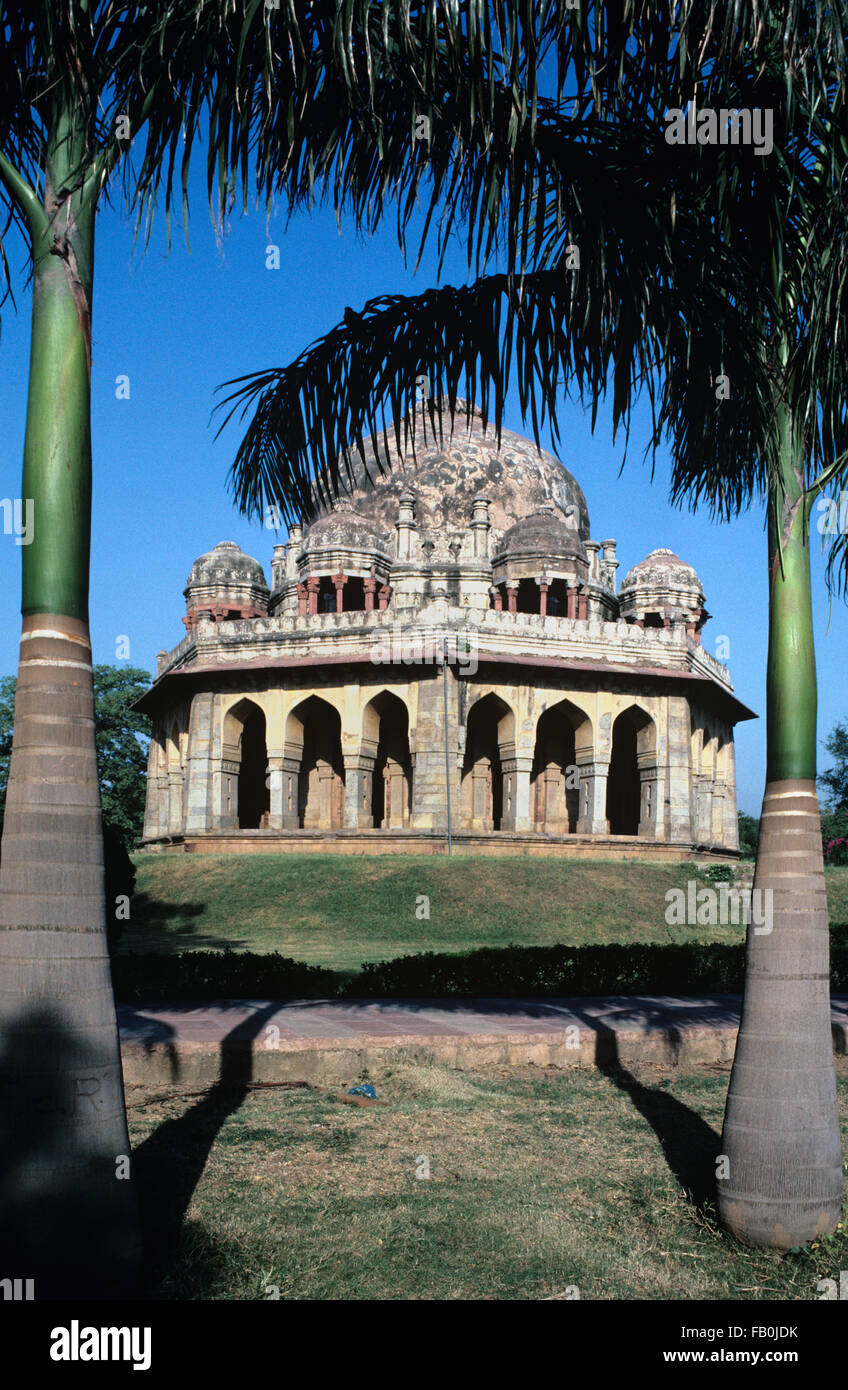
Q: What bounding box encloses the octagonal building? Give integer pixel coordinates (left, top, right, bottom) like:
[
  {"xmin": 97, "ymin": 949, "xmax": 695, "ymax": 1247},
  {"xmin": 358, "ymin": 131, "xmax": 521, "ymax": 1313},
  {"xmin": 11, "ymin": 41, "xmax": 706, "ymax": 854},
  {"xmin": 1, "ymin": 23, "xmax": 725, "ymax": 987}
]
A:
[{"xmin": 136, "ymin": 402, "xmax": 753, "ymax": 857}]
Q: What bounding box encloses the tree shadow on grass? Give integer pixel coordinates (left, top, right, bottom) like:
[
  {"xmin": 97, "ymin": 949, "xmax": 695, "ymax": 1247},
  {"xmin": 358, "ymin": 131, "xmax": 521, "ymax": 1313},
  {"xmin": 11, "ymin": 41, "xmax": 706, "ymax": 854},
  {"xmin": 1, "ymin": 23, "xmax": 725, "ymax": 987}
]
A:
[
  {"xmin": 567, "ymin": 1004, "xmax": 723, "ymax": 1212},
  {"xmin": 132, "ymin": 1001, "xmax": 282, "ymax": 1294},
  {"xmin": 120, "ymin": 892, "xmax": 251, "ymax": 952}
]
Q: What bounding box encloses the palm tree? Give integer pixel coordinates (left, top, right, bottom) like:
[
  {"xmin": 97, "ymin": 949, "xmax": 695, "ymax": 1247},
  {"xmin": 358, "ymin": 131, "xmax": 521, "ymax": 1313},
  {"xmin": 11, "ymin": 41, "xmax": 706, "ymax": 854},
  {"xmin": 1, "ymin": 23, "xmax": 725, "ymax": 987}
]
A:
[
  {"xmin": 0, "ymin": 0, "xmax": 524, "ymax": 1297},
  {"xmin": 218, "ymin": 5, "xmax": 848, "ymax": 1250}
]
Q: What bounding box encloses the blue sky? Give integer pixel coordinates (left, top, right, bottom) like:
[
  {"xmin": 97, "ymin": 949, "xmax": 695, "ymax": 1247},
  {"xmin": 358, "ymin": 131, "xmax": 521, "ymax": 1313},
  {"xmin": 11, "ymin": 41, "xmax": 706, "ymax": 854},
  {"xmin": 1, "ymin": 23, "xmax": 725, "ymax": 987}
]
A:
[{"xmin": 0, "ymin": 160, "xmax": 845, "ymax": 817}]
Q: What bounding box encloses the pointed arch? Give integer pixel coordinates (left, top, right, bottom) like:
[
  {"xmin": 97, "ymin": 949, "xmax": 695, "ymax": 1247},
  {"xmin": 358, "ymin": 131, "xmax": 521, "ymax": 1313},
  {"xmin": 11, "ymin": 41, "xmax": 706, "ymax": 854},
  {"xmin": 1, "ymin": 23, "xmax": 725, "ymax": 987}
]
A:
[
  {"xmin": 461, "ymin": 693, "xmax": 515, "ymax": 831},
  {"xmin": 531, "ymin": 697, "xmax": 592, "ymax": 833},
  {"xmin": 286, "ymin": 695, "xmax": 345, "ymax": 829},
  {"xmin": 362, "ymin": 690, "xmax": 413, "ymax": 828},
  {"xmin": 606, "ymin": 704, "xmax": 657, "ymax": 835}
]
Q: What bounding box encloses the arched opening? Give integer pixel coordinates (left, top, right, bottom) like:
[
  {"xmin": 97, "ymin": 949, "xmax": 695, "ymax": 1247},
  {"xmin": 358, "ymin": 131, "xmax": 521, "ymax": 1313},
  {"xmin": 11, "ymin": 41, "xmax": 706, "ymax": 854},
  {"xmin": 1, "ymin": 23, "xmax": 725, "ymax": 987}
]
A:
[
  {"xmin": 531, "ymin": 701, "xmax": 587, "ymax": 833},
  {"xmin": 366, "ymin": 691, "xmax": 413, "ymax": 828},
  {"xmin": 344, "ymin": 577, "xmax": 366, "ymax": 612},
  {"xmin": 237, "ymin": 705, "xmax": 270, "ymax": 828},
  {"xmin": 545, "ymin": 579, "xmax": 569, "ymax": 616},
  {"xmin": 461, "ymin": 694, "xmax": 514, "ymax": 831},
  {"xmin": 290, "ymin": 696, "xmax": 345, "ymax": 829},
  {"xmin": 516, "ymin": 578, "xmax": 539, "ymax": 613},
  {"xmin": 606, "ymin": 705, "xmax": 656, "ymax": 835}
]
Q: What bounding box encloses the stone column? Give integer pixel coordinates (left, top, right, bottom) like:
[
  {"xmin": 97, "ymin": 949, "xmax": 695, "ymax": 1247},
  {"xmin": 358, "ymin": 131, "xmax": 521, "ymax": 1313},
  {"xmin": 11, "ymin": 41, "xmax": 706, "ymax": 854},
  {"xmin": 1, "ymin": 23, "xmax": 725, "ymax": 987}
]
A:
[
  {"xmin": 566, "ymin": 584, "xmax": 578, "ymax": 619},
  {"xmin": 696, "ymin": 774, "xmax": 715, "ymax": 845},
  {"xmin": 470, "ymin": 758, "xmax": 491, "ymax": 829},
  {"xmin": 665, "ymin": 694, "xmax": 694, "ymax": 843},
  {"xmin": 576, "ymin": 759, "xmax": 610, "ymax": 835},
  {"xmin": 490, "ymin": 585, "xmax": 503, "ymax": 612},
  {"xmin": 506, "ymin": 581, "xmax": 518, "ymax": 614},
  {"xmin": 637, "ymin": 765, "xmax": 659, "ymax": 839},
  {"xmin": 167, "ymin": 771, "xmax": 184, "ymax": 835},
  {"xmin": 213, "ymin": 759, "xmax": 239, "ymax": 829},
  {"xmin": 722, "ymin": 739, "xmax": 740, "ymax": 851},
  {"xmin": 343, "ymin": 754, "xmax": 375, "ymax": 828},
  {"xmin": 537, "ymin": 579, "xmax": 549, "ymax": 616},
  {"xmin": 500, "ymin": 752, "xmax": 531, "ymax": 831},
  {"xmin": 396, "ymin": 491, "xmax": 416, "ymax": 560},
  {"xmin": 364, "ymin": 577, "xmax": 378, "ymax": 612},
  {"xmin": 306, "ymin": 577, "xmax": 320, "ymax": 615},
  {"xmin": 577, "ymin": 587, "xmax": 588, "ymax": 620},
  {"xmin": 410, "ymin": 667, "xmax": 461, "ymax": 831},
  {"xmin": 333, "ymin": 573, "xmax": 346, "ymax": 613},
  {"xmin": 378, "ymin": 584, "xmax": 392, "ymax": 611},
  {"xmin": 470, "ymin": 494, "xmax": 491, "ymax": 558},
  {"xmin": 296, "ymin": 582, "xmax": 308, "ymax": 616},
  {"xmin": 184, "ymin": 693, "xmax": 215, "ymax": 833}
]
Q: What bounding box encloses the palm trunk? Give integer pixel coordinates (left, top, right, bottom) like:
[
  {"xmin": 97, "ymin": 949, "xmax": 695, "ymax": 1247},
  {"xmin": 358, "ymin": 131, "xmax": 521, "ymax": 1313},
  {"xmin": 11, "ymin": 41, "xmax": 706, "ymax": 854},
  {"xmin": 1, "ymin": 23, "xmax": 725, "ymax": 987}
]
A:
[
  {"xmin": 718, "ymin": 402, "xmax": 843, "ymax": 1249},
  {"xmin": 0, "ymin": 115, "xmax": 140, "ymax": 1296}
]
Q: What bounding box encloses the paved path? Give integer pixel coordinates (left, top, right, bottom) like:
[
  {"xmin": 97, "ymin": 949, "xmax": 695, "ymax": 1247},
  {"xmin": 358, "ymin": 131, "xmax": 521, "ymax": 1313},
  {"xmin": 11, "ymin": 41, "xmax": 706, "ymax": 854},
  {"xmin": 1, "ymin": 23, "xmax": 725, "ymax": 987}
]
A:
[{"xmin": 119, "ymin": 995, "xmax": 848, "ymax": 1086}]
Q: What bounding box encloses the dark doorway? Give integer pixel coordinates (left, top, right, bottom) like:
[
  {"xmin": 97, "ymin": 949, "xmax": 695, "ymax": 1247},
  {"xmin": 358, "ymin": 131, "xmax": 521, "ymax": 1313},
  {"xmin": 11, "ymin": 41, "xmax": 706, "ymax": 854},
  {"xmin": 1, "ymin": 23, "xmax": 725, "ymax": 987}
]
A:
[
  {"xmin": 237, "ymin": 707, "xmax": 269, "ymax": 829},
  {"xmin": 606, "ymin": 707, "xmax": 654, "ymax": 835},
  {"xmin": 369, "ymin": 692, "xmax": 413, "ymax": 828}
]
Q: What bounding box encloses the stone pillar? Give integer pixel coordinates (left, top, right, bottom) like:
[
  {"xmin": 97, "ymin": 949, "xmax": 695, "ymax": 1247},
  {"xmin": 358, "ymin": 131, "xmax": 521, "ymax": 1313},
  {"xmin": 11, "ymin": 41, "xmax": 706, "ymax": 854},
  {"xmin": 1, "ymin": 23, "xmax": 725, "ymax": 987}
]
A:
[
  {"xmin": 333, "ymin": 573, "xmax": 346, "ymax": 613},
  {"xmin": 378, "ymin": 584, "xmax": 392, "ymax": 611},
  {"xmin": 271, "ymin": 544, "xmax": 287, "ymax": 591},
  {"xmin": 396, "ymin": 491, "xmax": 416, "ymax": 560},
  {"xmin": 665, "ymin": 695, "xmax": 694, "ymax": 843},
  {"xmin": 577, "ymin": 587, "xmax": 588, "ymax": 620},
  {"xmin": 364, "ymin": 577, "xmax": 378, "ymax": 612},
  {"xmin": 711, "ymin": 776, "xmax": 727, "ymax": 846},
  {"xmin": 167, "ymin": 771, "xmax": 184, "ymax": 835},
  {"xmin": 213, "ymin": 759, "xmax": 239, "ymax": 829},
  {"xmin": 470, "ymin": 494, "xmax": 491, "ymax": 558},
  {"xmin": 410, "ymin": 666, "xmax": 461, "ymax": 830},
  {"xmin": 637, "ymin": 765, "xmax": 659, "ymax": 838},
  {"xmin": 585, "ymin": 540, "xmax": 600, "ymax": 581},
  {"xmin": 306, "ymin": 576, "xmax": 320, "ymax": 615},
  {"xmin": 470, "ymin": 758, "xmax": 491, "ymax": 829},
  {"xmin": 722, "ymin": 739, "xmax": 739, "ymax": 851},
  {"xmin": 384, "ymin": 759, "xmax": 408, "ymax": 828},
  {"xmin": 501, "ymin": 754, "xmax": 532, "ymax": 831},
  {"xmin": 537, "ymin": 579, "xmax": 549, "ymax": 616},
  {"xmin": 566, "ymin": 584, "xmax": 578, "ymax": 620},
  {"xmin": 184, "ymin": 693, "xmax": 215, "ymax": 833},
  {"xmin": 506, "ymin": 581, "xmax": 518, "ymax": 614},
  {"xmin": 696, "ymin": 774, "xmax": 714, "ymax": 845},
  {"xmin": 576, "ymin": 759, "xmax": 610, "ymax": 835},
  {"xmin": 296, "ymin": 582, "xmax": 308, "ymax": 616},
  {"xmin": 343, "ymin": 754, "xmax": 375, "ymax": 828},
  {"xmin": 490, "ymin": 585, "xmax": 503, "ymax": 612}
]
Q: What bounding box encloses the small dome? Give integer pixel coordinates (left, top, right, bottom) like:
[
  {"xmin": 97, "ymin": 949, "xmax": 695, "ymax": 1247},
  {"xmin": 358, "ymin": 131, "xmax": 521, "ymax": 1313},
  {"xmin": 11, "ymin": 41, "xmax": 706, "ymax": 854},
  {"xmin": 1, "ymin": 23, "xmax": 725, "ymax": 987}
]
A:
[
  {"xmin": 620, "ymin": 548, "xmax": 702, "ymax": 596},
  {"xmin": 187, "ymin": 540, "xmax": 268, "ymax": 591},
  {"xmin": 302, "ymin": 502, "xmax": 389, "ymax": 553},
  {"xmin": 495, "ymin": 504, "xmax": 586, "ymax": 563}
]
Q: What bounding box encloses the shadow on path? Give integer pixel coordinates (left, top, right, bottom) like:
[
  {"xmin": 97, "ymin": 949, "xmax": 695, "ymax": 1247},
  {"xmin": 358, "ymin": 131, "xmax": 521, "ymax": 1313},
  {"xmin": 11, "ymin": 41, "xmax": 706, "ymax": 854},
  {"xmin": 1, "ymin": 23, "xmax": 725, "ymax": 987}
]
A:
[{"xmin": 132, "ymin": 1001, "xmax": 282, "ymax": 1291}]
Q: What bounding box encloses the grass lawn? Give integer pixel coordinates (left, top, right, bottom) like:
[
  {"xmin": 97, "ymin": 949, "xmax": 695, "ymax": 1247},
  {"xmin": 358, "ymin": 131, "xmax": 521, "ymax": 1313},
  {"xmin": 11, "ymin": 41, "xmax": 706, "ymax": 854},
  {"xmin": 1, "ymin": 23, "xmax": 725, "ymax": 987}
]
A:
[
  {"xmin": 125, "ymin": 854, "xmax": 848, "ymax": 973},
  {"xmin": 129, "ymin": 1056, "xmax": 848, "ymax": 1300}
]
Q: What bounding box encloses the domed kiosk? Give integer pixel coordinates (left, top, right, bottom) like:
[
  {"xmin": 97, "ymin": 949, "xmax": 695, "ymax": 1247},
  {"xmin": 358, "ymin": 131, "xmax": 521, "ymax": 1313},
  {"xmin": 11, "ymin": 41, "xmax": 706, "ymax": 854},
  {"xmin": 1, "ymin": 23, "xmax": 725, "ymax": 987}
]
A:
[{"xmin": 138, "ymin": 402, "xmax": 753, "ymax": 856}]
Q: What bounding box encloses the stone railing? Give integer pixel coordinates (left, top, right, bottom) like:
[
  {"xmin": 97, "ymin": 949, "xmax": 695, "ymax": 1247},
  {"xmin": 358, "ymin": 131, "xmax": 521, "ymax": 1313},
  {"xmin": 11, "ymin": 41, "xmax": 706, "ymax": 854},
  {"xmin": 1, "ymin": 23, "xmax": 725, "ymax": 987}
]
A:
[{"xmin": 154, "ymin": 603, "xmax": 734, "ymax": 692}]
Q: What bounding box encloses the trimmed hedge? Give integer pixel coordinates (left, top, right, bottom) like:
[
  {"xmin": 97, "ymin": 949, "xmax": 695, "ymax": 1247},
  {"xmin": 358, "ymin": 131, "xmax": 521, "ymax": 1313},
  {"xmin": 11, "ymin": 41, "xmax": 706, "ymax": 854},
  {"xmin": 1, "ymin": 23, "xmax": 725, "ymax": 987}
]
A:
[
  {"xmin": 111, "ymin": 950, "xmax": 340, "ymax": 1003},
  {"xmin": 111, "ymin": 931, "xmax": 848, "ymax": 1001}
]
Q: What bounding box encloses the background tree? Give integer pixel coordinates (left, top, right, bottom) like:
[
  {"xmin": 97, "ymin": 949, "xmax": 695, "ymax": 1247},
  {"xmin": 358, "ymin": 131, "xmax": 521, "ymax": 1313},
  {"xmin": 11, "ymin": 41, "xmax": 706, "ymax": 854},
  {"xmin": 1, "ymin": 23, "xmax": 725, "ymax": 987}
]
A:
[
  {"xmin": 0, "ymin": 667, "xmax": 150, "ymax": 846},
  {"xmin": 820, "ymin": 720, "xmax": 848, "ymax": 811},
  {"xmin": 219, "ymin": 5, "xmax": 848, "ymax": 1249}
]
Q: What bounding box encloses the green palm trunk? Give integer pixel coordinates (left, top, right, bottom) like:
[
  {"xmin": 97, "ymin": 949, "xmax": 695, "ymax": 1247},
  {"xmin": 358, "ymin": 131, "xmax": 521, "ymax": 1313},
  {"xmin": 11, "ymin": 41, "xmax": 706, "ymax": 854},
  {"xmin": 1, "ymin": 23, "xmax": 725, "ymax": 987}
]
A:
[
  {"xmin": 0, "ymin": 115, "xmax": 140, "ymax": 1297},
  {"xmin": 718, "ymin": 400, "xmax": 842, "ymax": 1248}
]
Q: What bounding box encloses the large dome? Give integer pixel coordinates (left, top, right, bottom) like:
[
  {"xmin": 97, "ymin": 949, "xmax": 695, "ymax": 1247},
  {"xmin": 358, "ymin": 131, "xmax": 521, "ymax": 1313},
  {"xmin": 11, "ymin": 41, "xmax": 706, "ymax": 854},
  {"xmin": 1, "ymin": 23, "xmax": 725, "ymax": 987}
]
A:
[{"xmin": 308, "ymin": 400, "xmax": 590, "ymax": 540}]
